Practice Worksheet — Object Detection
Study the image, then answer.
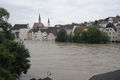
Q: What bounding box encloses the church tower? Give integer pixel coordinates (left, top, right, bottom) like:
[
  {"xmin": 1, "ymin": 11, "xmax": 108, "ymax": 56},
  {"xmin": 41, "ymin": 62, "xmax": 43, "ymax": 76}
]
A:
[
  {"xmin": 39, "ymin": 14, "xmax": 41, "ymax": 24},
  {"xmin": 39, "ymin": 13, "xmax": 42, "ymax": 27},
  {"xmin": 48, "ymin": 18, "xmax": 50, "ymax": 27}
]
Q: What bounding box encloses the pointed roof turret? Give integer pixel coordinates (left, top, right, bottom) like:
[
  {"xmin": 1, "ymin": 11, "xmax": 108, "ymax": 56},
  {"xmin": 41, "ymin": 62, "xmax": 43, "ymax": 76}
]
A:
[
  {"xmin": 39, "ymin": 13, "xmax": 41, "ymax": 23},
  {"xmin": 48, "ymin": 18, "xmax": 50, "ymax": 27},
  {"xmin": 48, "ymin": 18, "xmax": 50, "ymax": 23}
]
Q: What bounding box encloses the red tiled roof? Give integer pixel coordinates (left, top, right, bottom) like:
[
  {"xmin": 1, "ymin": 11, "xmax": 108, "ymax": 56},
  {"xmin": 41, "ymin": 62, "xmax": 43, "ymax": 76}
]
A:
[
  {"xmin": 33, "ymin": 23, "xmax": 39, "ymax": 28},
  {"xmin": 113, "ymin": 18, "xmax": 120, "ymax": 23},
  {"xmin": 99, "ymin": 21, "xmax": 107, "ymax": 25},
  {"xmin": 33, "ymin": 22, "xmax": 45, "ymax": 28},
  {"xmin": 74, "ymin": 26, "xmax": 85, "ymax": 33}
]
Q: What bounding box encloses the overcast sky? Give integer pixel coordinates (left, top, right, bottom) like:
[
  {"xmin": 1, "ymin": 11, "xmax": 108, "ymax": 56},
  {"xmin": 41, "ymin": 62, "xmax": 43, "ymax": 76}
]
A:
[{"xmin": 0, "ymin": 0, "xmax": 120, "ymax": 27}]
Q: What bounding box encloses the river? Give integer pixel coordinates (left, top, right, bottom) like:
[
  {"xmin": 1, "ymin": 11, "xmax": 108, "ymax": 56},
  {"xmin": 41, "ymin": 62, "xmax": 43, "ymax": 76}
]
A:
[{"xmin": 21, "ymin": 40, "xmax": 120, "ymax": 80}]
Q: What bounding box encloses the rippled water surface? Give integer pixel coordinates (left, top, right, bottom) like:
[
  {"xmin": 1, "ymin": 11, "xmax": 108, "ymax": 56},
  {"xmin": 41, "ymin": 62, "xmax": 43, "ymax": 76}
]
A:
[{"xmin": 21, "ymin": 41, "xmax": 120, "ymax": 80}]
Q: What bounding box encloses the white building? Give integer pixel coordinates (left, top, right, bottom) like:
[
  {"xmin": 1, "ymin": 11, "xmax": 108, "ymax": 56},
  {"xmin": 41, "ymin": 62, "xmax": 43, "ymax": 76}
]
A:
[
  {"xmin": 58, "ymin": 25, "xmax": 77, "ymax": 35},
  {"xmin": 116, "ymin": 24, "xmax": 120, "ymax": 42},
  {"xmin": 19, "ymin": 28, "xmax": 30, "ymax": 40},
  {"xmin": 42, "ymin": 32, "xmax": 47, "ymax": 40},
  {"xmin": 103, "ymin": 23, "xmax": 117, "ymax": 42},
  {"xmin": 27, "ymin": 31, "xmax": 32, "ymax": 40},
  {"xmin": 32, "ymin": 30, "xmax": 43, "ymax": 40},
  {"xmin": 99, "ymin": 17, "xmax": 120, "ymax": 42},
  {"xmin": 47, "ymin": 33, "xmax": 55, "ymax": 40},
  {"xmin": 98, "ymin": 21, "xmax": 108, "ymax": 28},
  {"xmin": 12, "ymin": 24, "xmax": 29, "ymax": 39}
]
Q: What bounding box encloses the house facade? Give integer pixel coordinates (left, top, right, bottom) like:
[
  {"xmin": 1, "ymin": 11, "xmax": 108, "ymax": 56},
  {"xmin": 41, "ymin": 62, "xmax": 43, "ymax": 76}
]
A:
[
  {"xmin": 28, "ymin": 14, "xmax": 56, "ymax": 41},
  {"xmin": 19, "ymin": 28, "xmax": 30, "ymax": 40},
  {"xmin": 12, "ymin": 24, "xmax": 29, "ymax": 39},
  {"xmin": 116, "ymin": 24, "xmax": 120, "ymax": 42},
  {"xmin": 99, "ymin": 17, "xmax": 120, "ymax": 42},
  {"xmin": 103, "ymin": 27, "xmax": 117, "ymax": 42},
  {"xmin": 32, "ymin": 30, "xmax": 43, "ymax": 40}
]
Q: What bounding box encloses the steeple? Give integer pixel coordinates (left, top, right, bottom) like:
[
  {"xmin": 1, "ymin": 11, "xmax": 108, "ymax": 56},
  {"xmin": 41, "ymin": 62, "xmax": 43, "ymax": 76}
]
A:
[
  {"xmin": 39, "ymin": 13, "xmax": 41, "ymax": 24},
  {"xmin": 48, "ymin": 18, "xmax": 50, "ymax": 27}
]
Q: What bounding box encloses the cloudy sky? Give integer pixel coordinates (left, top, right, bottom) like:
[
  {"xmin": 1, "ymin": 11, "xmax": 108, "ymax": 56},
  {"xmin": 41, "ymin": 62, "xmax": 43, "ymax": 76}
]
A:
[{"xmin": 0, "ymin": 0, "xmax": 120, "ymax": 27}]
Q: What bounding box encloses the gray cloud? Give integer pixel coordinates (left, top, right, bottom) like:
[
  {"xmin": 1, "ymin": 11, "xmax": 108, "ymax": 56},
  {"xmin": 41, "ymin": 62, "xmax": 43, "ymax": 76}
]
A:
[{"xmin": 0, "ymin": 0, "xmax": 120, "ymax": 27}]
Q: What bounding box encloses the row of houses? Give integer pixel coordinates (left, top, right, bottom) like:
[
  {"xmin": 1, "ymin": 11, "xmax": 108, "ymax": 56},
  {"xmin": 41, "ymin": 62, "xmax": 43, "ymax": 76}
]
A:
[
  {"xmin": 56, "ymin": 17, "xmax": 120, "ymax": 42},
  {"xmin": 12, "ymin": 14, "xmax": 79, "ymax": 41},
  {"xmin": 12, "ymin": 24, "xmax": 57, "ymax": 41},
  {"xmin": 12, "ymin": 24, "xmax": 78, "ymax": 41},
  {"xmin": 11, "ymin": 14, "xmax": 120, "ymax": 42},
  {"xmin": 98, "ymin": 17, "xmax": 120, "ymax": 42},
  {"xmin": 12, "ymin": 14, "xmax": 57, "ymax": 41}
]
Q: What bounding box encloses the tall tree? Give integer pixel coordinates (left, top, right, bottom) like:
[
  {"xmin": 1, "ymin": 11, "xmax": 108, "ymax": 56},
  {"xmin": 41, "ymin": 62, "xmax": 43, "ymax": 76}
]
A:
[
  {"xmin": 87, "ymin": 26, "xmax": 102, "ymax": 43},
  {"xmin": 73, "ymin": 27, "xmax": 84, "ymax": 42},
  {"xmin": 0, "ymin": 8, "xmax": 30, "ymax": 80},
  {"xmin": 56, "ymin": 28, "xmax": 67, "ymax": 42}
]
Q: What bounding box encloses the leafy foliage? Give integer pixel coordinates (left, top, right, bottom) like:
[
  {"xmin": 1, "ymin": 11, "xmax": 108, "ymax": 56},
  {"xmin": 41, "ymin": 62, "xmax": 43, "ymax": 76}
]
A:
[
  {"xmin": 73, "ymin": 27, "xmax": 83, "ymax": 42},
  {"xmin": 77, "ymin": 26, "xmax": 109, "ymax": 43},
  {"xmin": 56, "ymin": 28, "xmax": 67, "ymax": 42},
  {"xmin": 67, "ymin": 32, "xmax": 73, "ymax": 42},
  {"xmin": 87, "ymin": 26, "xmax": 102, "ymax": 43},
  {"xmin": 0, "ymin": 8, "xmax": 30, "ymax": 80},
  {"xmin": 56, "ymin": 26, "xmax": 109, "ymax": 44}
]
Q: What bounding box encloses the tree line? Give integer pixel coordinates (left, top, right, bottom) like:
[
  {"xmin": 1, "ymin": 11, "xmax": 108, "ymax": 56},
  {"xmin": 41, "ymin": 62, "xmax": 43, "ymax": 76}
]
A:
[
  {"xmin": 0, "ymin": 8, "xmax": 30, "ymax": 80},
  {"xmin": 56, "ymin": 26, "xmax": 109, "ymax": 43}
]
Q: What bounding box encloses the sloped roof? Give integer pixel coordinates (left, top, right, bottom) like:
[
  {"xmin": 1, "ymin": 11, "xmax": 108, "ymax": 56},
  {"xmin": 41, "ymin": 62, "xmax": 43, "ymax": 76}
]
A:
[
  {"xmin": 113, "ymin": 17, "xmax": 120, "ymax": 23},
  {"xmin": 33, "ymin": 23, "xmax": 39, "ymax": 28},
  {"xmin": 106, "ymin": 23, "xmax": 117, "ymax": 31},
  {"xmin": 12, "ymin": 24, "xmax": 28, "ymax": 30},
  {"xmin": 89, "ymin": 70, "xmax": 120, "ymax": 80},
  {"xmin": 58, "ymin": 24, "xmax": 74, "ymax": 30},
  {"xmin": 99, "ymin": 21, "xmax": 108, "ymax": 25},
  {"xmin": 46, "ymin": 27, "xmax": 58, "ymax": 36},
  {"xmin": 33, "ymin": 22, "xmax": 44, "ymax": 29}
]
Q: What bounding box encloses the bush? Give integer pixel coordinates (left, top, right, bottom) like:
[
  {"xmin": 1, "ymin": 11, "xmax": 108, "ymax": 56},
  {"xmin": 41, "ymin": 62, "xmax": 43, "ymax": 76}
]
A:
[
  {"xmin": 73, "ymin": 27, "xmax": 83, "ymax": 42},
  {"xmin": 67, "ymin": 32, "xmax": 73, "ymax": 42},
  {"xmin": 86, "ymin": 26, "xmax": 102, "ymax": 43},
  {"xmin": 56, "ymin": 28, "xmax": 67, "ymax": 42}
]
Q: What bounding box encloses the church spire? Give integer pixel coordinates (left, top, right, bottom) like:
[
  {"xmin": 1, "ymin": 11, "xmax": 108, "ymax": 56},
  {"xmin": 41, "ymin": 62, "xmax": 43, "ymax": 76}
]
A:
[
  {"xmin": 39, "ymin": 13, "xmax": 41, "ymax": 24},
  {"xmin": 48, "ymin": 18, "xmax": 50, "ymax": 27}
]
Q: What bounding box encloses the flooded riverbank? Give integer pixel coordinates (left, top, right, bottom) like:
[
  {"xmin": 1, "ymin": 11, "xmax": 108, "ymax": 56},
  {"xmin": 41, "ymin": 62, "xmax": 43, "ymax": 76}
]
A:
[{"xmin": 21, "ymin": 40, "xmax": 120, "ymax": 80}]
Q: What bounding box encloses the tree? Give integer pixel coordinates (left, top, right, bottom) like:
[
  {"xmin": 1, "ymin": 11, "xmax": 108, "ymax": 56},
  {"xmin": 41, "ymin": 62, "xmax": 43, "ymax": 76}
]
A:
[
  {"xmin": 94, "ymin": 20, "xmax": 98, "ymax": 25},
  {"xmin": 0, "ymin": 8, "xmax": 30, "ymax": 80},
  {"xmin": 87, "ymin": 26, "xmax": 102, "ymax": 43},
  {"xmin": 73, "ymin": 27, "xmax": 84, "ymax": 42},
  {"xmin": 116, "ymin": 15, "xmax": 120, "ymax": 18},
  {"xmin": 101, "ymin": 32, "xmax": 109, "ymax": 43},
  {"xmin": 0, "ymin": 8, "xmax": 9, "ymax": 20},
  {"xmin": 81, "ymin": 31, "xmax": 88, "ymax": 42},
  {"xmin": 56, "ymin": 28, "xmax": 67, "ymax": 42},
  {"xmin": 5, "ymin": 41, "xmax": 30, "ymax": 78},
  {"xmin": 67, "ymin": 32, "xmax": 73, "ymax": 42},
  {"xmin": 0, "ymin": 44, "xmax": 15, "ymax": 80}
]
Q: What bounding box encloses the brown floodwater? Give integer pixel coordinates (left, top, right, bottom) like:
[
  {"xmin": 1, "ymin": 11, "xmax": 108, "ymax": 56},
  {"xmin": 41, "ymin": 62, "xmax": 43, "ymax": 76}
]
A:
[{"xmin": 21, "ymin": 40, "xmax": 120, "ymax": 80}]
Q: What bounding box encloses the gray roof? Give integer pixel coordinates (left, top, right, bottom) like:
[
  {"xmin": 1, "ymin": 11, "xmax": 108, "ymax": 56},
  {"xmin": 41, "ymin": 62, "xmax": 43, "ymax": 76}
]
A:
[
  {"xmin": 12, "ymin": 24, "xmax": 28, "ymax": 30},
  {"xmin": 102, "ymin": 23, "xmax": 117, "ymax": 31},
  {"xmin": 106, "ymin": 23, "xmax": 117, "ymax": 31},
  {"xmin": 89, "ymin": 70, "xmax": 120, "ymax": 80}
]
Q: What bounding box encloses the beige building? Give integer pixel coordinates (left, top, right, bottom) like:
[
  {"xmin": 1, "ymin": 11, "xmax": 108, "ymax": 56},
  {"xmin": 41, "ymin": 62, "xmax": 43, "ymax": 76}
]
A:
[
  {"xmin": 19, "ymin": 28, "xmax": 30, "ymax": 40},
  {"xmin": 116, "ymin": 24, "xmax": 120, "ymax": 42}
]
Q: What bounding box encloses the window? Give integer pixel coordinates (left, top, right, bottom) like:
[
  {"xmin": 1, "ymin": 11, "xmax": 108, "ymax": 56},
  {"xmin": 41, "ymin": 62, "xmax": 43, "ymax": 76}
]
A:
[
  {"xmin": 109, "ymin": 32, "xmax": 111, "ymax": 35},
  {"xmin": 105, "ymin": 29, "xmax": 109, "ymax": 32}
]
